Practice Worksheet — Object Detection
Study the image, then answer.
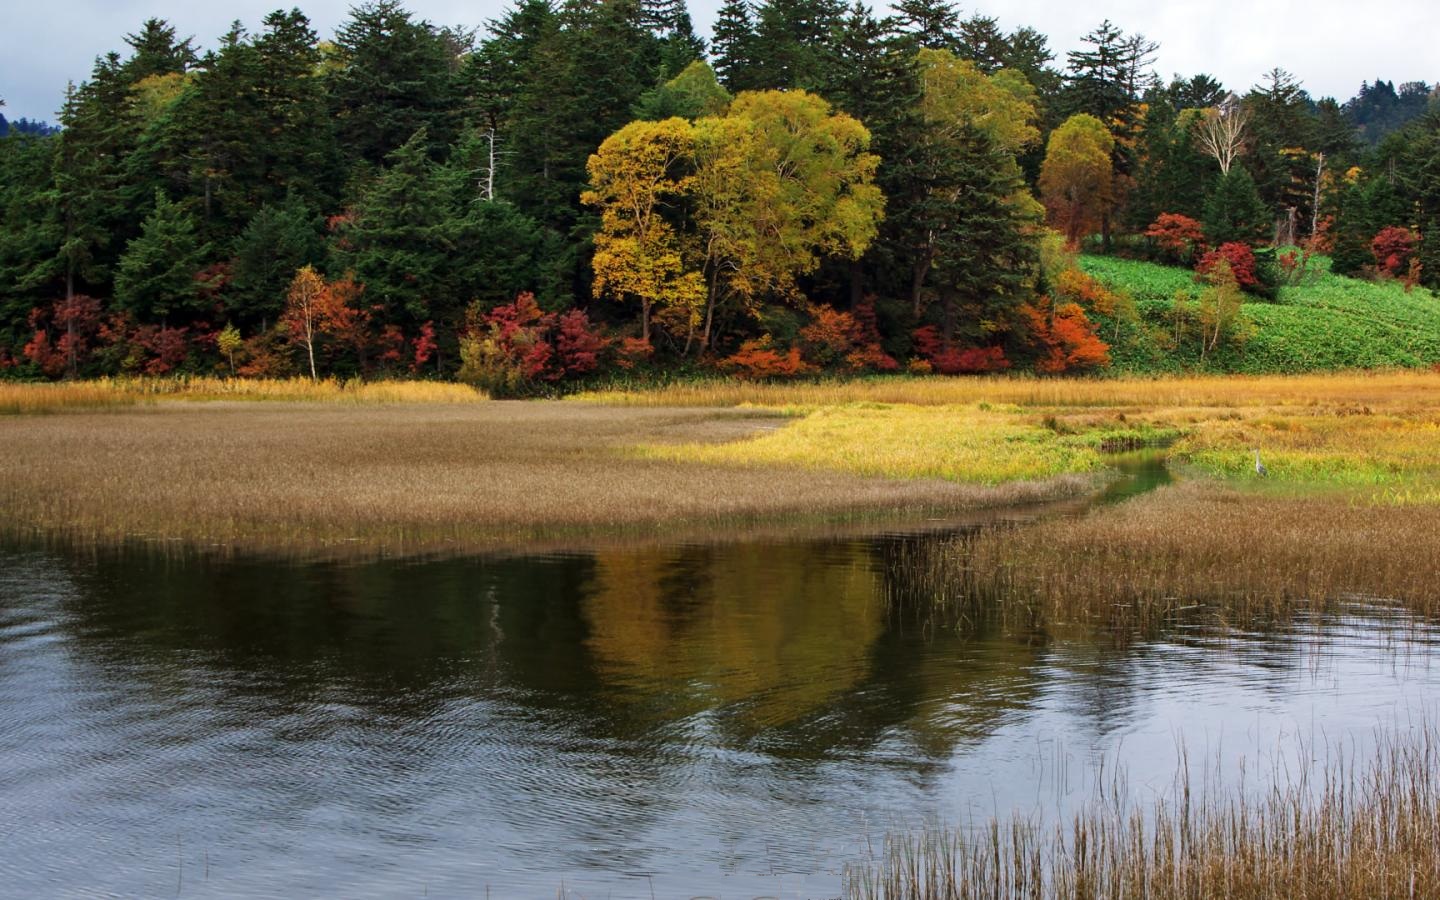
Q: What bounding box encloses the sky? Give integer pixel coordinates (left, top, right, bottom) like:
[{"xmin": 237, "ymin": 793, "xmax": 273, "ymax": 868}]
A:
[{"xmin": 1, "ymin": 0, "xmax": 1436, "ymax": 123}]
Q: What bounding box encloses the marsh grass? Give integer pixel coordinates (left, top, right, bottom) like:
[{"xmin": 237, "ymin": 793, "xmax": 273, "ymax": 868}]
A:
[
  {"xmin": 634, "ymin": 404, "xmax": 1114, "ymax": 484},
  {"xmin": 575, "ymin": 370, "xmax": 1440, "ymax": 411},
  {"xmin": 845, "ymin": 723, "xmax": 1440, "ymax": 899},
  {"xmin": 0, "ymin": 377, "xmax": 484, "ymax": 414},
  {"xmin": 0, "ymin": 402, "xmax": 1087, "ymax": 556},
  {"xmin": 897, "ymin": 481, "xmax": 1440, "ymax": 634},
  {"xmin": 599, "ymin": 371, "xmax": 1440, "ymax": 491}
]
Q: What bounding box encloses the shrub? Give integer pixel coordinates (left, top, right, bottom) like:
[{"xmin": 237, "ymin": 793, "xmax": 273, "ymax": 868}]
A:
[
  {"xmin": 719, "ymin": 338, "xmax": 813, "ymax": 379},
  {"xmin": 1372, "ymin": 226, "xmax": 1418, "ymax": 278},
  {"xmin": 1198, "ymin": 242, "xmax": 1257, "ymax": 287},
  {"xmin": 912, "ymin": 326, "xmax": 1012, "ymax": 374},
  {"xmin": 798, "ymin": 298, "xmax": 898, "ymax": 373},
  {"xmin": 1019, "ymin": 298, "xmax": 1111, "ymax": 374},
  {"xmin": 457, "ymin": 292, "xmax": 611, "ymax": 396},
  {"xmin": 1144, "ymin": 213, "xmax": 1207, "ymax": 265}
]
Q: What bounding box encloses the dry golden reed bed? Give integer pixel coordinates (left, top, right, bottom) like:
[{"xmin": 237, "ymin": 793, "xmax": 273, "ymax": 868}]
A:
[
  {"xmin": 0, "ymin": 376, "xmax": 483, "ymax": 414},
  {"xmin": 846, "ymin": 724, "xmax": 1440, "ymax": 900},
  {"xmin": 578, "ymin": 369, "xmax": 1440, "ymax": 410},
  {"xmin": 899, "ymin": 480, "xmax": 1440, "ymax": 632},
  {"xmin": 0, "ymin": 401, "xmax": 1083, "ymax": 555}
]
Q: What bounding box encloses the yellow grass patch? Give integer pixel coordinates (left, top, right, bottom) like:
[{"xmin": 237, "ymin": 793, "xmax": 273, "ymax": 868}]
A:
[
  {"xmin": 636, "ymin": 403, "xmax": 1107, "ymax": 484},
  {"xmin": 577, "ymin": 369, "xmax": 1440, "ymax": 410},
  {"xmin": 0, "ymin": 377, "xmax": 485, "ymax": 413}
]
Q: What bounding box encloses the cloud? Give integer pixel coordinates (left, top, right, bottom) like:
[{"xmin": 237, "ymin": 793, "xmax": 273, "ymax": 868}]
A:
[{"xmin": 1, "ymin": 0, "xmax": 1434, "ymax": 123}]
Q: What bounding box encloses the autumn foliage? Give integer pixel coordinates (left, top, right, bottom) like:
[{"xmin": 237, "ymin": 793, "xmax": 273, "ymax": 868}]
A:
[
  {"xmin": 911, "ymin": 326, "xmax": 1012, "ymax": 375},
  {"xmin": 1019, "ymin": 298, "xmax": 1111, "ymax": 374},
  {"xmin": 798, "ymin": 299, "xmax": 898, "ymax": 373},
  {"xmin": 1197, "ymin": 242, "xmax": 1259, "ymax": 291},
  {"xmin": 456, "ymin": 293, "xmax": 611, "ymax": 395},
  {"xmin": 720, "ymin": 338, "xmax": 813, "ymax": 379},
  {"xmin": 1371, "ymin": 227, "xmax": 1417, "ymax": 277},
  {"xmin": 1145, "ymin": 213, "xmax": 1207, "ymax": 264}
]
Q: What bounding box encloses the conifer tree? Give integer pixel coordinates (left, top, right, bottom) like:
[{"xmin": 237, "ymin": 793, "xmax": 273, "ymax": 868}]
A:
[
  {"xmin": 1203, "ymin": 167, "xmax": 1272, "ymax": 247},
  {"xmin": 893, "ymin": 0, "xmax": 959, "ymax": 51},
  {"xmin": 330, "ymin": 1, "xmax": 460, "ymax": 167},
  {"xmin": 710, "ymin": 0, "xmax": 761, "ymax": 90},
  {"xmin": 114, "ymin": 191, "xmax": 211, "ymax": 321},
  {"xmin": 230, "ymin": 197, "xmax": 326, "ymax": 327}
]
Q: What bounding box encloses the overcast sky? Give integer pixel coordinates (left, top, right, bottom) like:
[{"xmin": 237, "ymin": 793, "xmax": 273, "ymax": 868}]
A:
[{"xmin": 1, "ymin": 0, "xmax": 1435, "ymax": 122}]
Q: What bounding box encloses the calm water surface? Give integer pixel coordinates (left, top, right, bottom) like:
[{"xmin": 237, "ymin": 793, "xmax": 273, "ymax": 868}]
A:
[{"xmin": 1, "ymin": 514, "xmax": 1436, "ymax": 898}]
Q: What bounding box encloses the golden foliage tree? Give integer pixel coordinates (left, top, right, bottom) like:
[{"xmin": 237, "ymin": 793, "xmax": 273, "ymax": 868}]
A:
[
  {"xmin": 690, "ymin": 90, "xmax": 883, "ymax": 351},
  {"xmin": 1039, "ymin": 113, "xmax": 1116, "ymax": 247},
  {"xmin": 583, "ymin": 118, "xmax": 705, "ymax": 345}
]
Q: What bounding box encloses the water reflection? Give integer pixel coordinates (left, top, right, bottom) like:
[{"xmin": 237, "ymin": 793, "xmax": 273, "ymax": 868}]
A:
[{"xmin": 1, "ymin": 527, "xmax": 1436, "ymax": 898}]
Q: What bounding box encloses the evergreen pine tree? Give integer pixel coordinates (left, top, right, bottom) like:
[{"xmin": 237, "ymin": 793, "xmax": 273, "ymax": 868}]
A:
[
  {"xmin": 1204, "ymin": 167, "xmax": 1271, "ymax": 247},
  {"xmin": 230, "ymin": 197, "xmax": 326, "ymax": 328},
  {"xmin": 337, "ymin": 130, "xmax": 458, "ymax": 325},
  {"xmin": 893, "ymin": 0, "xmax": 959, "ymax": 51},
  {"xmin": 330, "ymin": 1, "xmax": 460, "ymax": 167},
  {"xmin": 1330, "ymin": 175, "xmax": 1407, "ymax": 277},
  {"xmin": 121, "ymin": 19, "xmax": 197, "ymax": 82},
  {"xmin": 957, "ymin": 15, "xmax": 1007, "ymax": 74},
  {"xmin": 114, "ymin": 191, "xmax": 211, "ymax": 321},
  {"xmin": 750, "ymin": 0, "xmax": 845, "ymax": 90},
  {"xmin": 710, "ymin": 0, "xmax": 761, "ymax": 91}
]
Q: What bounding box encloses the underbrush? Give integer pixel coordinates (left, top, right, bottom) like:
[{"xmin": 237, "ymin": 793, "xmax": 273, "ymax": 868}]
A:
[{"xmin": 1080, "ymin": 254, "xmax": 1440, "ymax": 375}]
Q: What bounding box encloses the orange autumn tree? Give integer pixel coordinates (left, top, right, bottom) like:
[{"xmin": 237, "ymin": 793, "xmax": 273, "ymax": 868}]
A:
[
  {"xmin": 282, "ymin": 266, "xmax": 370, "ymax": 379},
  {"xmin": 1020, "ymin": 298, "xmax": 1111, "ymax": 373},
  {"xmin": 1039, "ymin": 114, "xmax": 1115, "ymax": 247}
]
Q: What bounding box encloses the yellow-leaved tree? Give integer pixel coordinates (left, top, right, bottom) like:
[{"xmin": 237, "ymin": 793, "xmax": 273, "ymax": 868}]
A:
[
  {"xmin": 690, "ymin": 90, "xmax": 883, "ymax": 351},
  {"xmin": 586, "ymin": 90, "xmax": 884, "ymax": 355},
  {"xmin": 582, "ymin": 118, "xmax": 705, "ymax": 346},
  {"xmin": 1039, "ymin": 113, "xmax": 1116, "ymax": 248}
]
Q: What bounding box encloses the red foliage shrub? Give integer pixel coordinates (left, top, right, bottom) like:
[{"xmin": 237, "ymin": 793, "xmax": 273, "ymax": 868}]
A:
[
  {"xmin": 377, "ymin": 324, "xmax": 406, "ymax": 366},
  {"xmin": 1371, "ymin": 226, "xmax": 1417, "ymax": 278},
  {"xmin": 799, "ymin": 299, "xmax": 898, "ymax": 373},
  {"xmin": 1197, "ymin": 242, "xmax": 1259, "ymax": 289},
  {"xmin": 554, "ymin": 310, "xmax": 608, "ymax": 377},
  {"xmin": 1144, "ymin": 213, "xmax": 1207, "ymax": 263},
  {"xmin": 460, "ymin": 294, "xmax": 612, "ymax": 390},
  {"xmin": 410, "ymin": 321, "xmax": 437, "ymax": 373},
  {"xmin": 1020, "ymin": 298, "xmax": 1111, "ymax": 374},
  {"xmin": 1310, "ymin": 216, "xmax": 1336, "ymax": 255},
  {"xmin": 615, "ymin": 336, "xmax": 654, "ymax": 370},
  {"xmin": 911, "ymin": 325, "xmax": 1011, "ymax": 375},
  {"xmin": 932, "ymin": 345, "xmax": 1011, "ymax": 375},
  {"xmin": 720, "ymin": 339, "xmax": 813, "ymax": 379},
  {"xmin": 22, "ymin": 295, "xmax": 104, "ymax": 378},
  {"xmin": 137, "ymin": 325, "xmax": 190, "ymax": 375}
]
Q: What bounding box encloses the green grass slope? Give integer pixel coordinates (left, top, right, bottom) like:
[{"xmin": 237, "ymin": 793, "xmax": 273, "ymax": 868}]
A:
[{"xmin": 1079, "ymin": 254, "xmax": 1440, "ymax": 374}]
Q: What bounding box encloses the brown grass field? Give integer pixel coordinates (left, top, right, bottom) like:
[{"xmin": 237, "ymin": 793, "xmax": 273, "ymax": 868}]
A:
[
  {"xmin": 0, "ymin": 400, "xmax": 1085, "ymax": 555},
  {"xmin": 896, "ymin": 480, "xmax": 1440, "ymax": 633},
  {"xmin": 3, "ymin": 370, "xmax": 1440, "ymax": 558}
]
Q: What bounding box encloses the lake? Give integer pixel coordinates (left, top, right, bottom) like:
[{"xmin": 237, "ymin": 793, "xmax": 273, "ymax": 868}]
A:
[{"xmin": 2, "ymin": 499, "xmax": 1436, "ymax": 898}]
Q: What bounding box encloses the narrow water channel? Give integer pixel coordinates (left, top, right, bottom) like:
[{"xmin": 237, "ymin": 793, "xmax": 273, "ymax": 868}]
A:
[{"xmin": 1, "ymin": 471, "xmax": 1434, "ymax": 897}]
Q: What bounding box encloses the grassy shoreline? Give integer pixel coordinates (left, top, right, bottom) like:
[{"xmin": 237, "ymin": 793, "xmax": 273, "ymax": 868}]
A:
[{"xmin": 2, "ymin": 371, "xmax": 1438, "ymax": 559}]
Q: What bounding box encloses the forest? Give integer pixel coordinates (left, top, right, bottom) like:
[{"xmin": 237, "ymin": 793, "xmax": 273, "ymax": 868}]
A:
[{"xmin": 0, "ymin": 0, "xmax": 1437, "ymax": 392}]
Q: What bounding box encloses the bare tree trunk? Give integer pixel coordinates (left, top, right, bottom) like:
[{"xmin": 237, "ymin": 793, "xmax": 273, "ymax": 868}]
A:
[
  {"xmin": 1311, "ymin": 153, "xmax": 1325, "ymax": 238},
  {"xmin": 701, "ymin": 267, "xmax": 719, "ymax": 352},
  {"xmin": 910, "ymin": 257, "xmax": 930, "ymax": 319}
]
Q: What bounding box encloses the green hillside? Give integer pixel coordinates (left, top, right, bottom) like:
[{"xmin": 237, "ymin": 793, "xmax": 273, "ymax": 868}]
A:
[{"xmin": 1080, "ymin": 255, "xmax": 1440, "ymax": 374}]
